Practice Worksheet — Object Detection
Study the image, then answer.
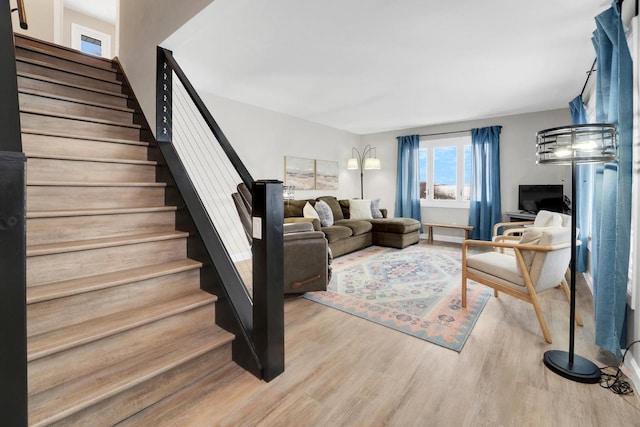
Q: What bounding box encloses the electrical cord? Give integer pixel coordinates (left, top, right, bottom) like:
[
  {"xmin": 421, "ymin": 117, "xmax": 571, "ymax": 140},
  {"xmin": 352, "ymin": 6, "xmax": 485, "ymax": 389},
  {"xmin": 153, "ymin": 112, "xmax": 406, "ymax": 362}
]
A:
[{"xmin": 599, "ymin": 340, "xmax": 640, "ymax": 395}]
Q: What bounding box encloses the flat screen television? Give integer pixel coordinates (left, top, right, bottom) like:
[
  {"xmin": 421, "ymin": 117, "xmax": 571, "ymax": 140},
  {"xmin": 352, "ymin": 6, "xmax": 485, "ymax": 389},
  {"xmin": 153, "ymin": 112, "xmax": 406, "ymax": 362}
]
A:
[{"xmin": 518, "ymin": 185, "xmax": 564, "ymax": 214}]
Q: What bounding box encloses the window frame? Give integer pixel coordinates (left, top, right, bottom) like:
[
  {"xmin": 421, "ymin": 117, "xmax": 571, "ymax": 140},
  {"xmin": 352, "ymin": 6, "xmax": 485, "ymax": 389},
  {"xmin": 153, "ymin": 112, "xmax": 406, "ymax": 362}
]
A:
[
  {"xmin": 419, "ymin": 134, "xmax": 472, "ymax": 209},
  {"xmin": 71, "ymin": 23, "xmax": 111, "ymax": 59}
]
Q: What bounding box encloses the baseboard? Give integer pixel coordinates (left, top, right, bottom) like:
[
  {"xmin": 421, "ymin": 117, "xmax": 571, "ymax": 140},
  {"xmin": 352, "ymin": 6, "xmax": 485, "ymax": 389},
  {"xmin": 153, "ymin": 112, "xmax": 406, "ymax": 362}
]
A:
[
  {"xmin": 582, "ymin": 271, "xmax": 594, "ymax": 294},
  {"xmin": 624, "ymin": 350, "xmax": 640, "ymax": 395}
]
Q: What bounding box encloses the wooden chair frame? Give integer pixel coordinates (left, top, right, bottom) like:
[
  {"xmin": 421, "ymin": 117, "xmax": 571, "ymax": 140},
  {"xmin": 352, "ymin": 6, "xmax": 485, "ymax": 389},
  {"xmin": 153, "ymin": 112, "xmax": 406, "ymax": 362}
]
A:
[{"xmin": 461, "ymin": 238, "xmax": 583, "ymax": 343}]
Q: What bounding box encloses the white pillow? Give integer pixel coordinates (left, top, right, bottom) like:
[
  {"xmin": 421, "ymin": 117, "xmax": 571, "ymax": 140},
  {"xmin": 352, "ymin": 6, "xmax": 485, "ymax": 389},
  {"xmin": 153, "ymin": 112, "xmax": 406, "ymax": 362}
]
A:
[
  {"xmin": 303, "ymin": 202, "xmax": 320, "ymax": 220},
  {"xmin": 349, "ymin": 199, "xmax": 373, "ymax": 220},
  {"xmin": 518, "ymin": 227, "xmax": 544, "ymax": 272},
  {"xmin": 533, "ymin": 210, "xmax": 562, "ymax": 227}
]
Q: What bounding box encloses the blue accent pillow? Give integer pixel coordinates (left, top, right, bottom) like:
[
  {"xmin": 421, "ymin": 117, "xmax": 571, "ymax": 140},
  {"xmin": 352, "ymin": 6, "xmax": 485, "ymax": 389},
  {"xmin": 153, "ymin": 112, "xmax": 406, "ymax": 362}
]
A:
[
  {"xmin": 314, "ymin": 200, "xmax": 334, "ymax": 227},
  {"xmin": 371, "ymin": 198, "xmax": 383, "ymax": 218}
]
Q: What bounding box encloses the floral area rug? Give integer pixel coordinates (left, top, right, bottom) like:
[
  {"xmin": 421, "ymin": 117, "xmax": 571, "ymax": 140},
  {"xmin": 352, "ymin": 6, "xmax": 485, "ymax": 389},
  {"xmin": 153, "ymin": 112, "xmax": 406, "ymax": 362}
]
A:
[{"xmin": 304, "ymin": 244, "xmax": 492, "ymax": 352}]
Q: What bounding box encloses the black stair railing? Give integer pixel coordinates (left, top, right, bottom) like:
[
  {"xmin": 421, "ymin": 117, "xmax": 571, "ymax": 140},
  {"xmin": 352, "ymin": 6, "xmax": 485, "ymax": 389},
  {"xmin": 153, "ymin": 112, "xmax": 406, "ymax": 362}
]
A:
[
  {"xmin": 0, "ymin": 1, "xmax": 28, "ymax": 425},
  {"xmin": 156, "ymin": 47, "xmax": 284, "ymax": 381}
]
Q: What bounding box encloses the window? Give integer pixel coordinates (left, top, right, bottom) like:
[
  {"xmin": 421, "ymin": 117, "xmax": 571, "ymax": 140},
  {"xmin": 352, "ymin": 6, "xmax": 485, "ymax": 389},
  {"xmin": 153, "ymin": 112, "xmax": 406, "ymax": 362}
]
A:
[
  {"xmin": 71, "ymin": 23, "xmax": 111, "ymax": 59},
  {"xmin": 419, "ymin": 135, "xmax": 472, "ymax": 207}
]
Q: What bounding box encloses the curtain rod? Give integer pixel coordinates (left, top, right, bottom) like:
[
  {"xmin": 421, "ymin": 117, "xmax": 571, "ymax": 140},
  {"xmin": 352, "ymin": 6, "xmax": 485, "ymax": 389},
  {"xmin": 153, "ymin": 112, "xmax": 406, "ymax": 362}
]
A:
[
  {"xmin": 580, "ymin": 0, "xmax": 634, "ymax": 97},
  {"xmin": 419, "ymin": 126, "xmax": 502, "ymax": 138}
]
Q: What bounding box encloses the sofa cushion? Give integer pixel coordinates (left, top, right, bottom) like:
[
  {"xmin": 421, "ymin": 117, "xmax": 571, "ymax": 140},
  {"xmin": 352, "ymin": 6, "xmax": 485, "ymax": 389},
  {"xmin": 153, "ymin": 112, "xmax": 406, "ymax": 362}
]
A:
[
  {"xmin": 316, "ymin": 196, "xmax": 344, "ymax": 221},
  {"xmin": 284, "ymin": 199, "xmax": 310, "ymax": 218},
  {"xmin": 314, "ymin": 200, "xmax": 334, "ymax": 227},
  {"xmin": 321, "ymin": 225, "xmax": 353, "ymax": 243},
  {"xmin": 334, "ymin": 219, "xmax": 373, "ymax": 236},
  {"xmin": 369, "ymin": 218, "xmax": 420, "ymax": 234},
  {"xmin": 339, "ymin": 199, "xmax": 350, "ymax": 219}
]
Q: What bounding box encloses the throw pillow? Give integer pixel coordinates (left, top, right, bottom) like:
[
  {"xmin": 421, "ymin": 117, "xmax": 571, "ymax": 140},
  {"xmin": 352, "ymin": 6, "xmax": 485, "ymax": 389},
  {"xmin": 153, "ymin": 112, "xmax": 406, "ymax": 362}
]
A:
[
  {"xmin": 349, "ymin": 199, "xmax": 373, "ymax": 220},
  {"xmin": 314, "ymin": 200, "xmax": 334, "ymax": 227},
  {"xmin": 370, "ymin": 198, "xmax": 383, "ymax": 218},
  {"xmin": 517, "ymin": 227, "xmax": 544, "ymax": 273},
  {"xmin": 303, "ymin": 202, "xmax": 320, "ymax": 220}
]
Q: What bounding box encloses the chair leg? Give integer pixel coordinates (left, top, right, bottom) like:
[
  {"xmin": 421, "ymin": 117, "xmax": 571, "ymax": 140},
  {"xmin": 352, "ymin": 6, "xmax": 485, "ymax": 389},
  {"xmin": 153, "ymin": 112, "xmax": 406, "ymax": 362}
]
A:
[
  {"xmin": 560, "ymin": 278, "xmax": 583, "ymax": 326},
  {"xmin": 529, "ymin": 291, "xmax": 553, "ymax": 343},
  {"xmin": 494, "ymin": 289, "xmax": 499, "ymax": 297}
]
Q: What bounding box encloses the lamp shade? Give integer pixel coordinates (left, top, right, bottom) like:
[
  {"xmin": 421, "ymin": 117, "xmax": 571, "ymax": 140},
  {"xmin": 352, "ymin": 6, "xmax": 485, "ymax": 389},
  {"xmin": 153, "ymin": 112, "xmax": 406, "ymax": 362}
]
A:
[
  {"xmin": 536, "ymin": 123, "xmax": 617, "ymax": 165},
  {"xmin": 347, "ymin": 158, "xmax": 359, "ymax": 170},
  {"xmin": 364, "ymin": 157, "xmax": 381, "ymax": 170}
]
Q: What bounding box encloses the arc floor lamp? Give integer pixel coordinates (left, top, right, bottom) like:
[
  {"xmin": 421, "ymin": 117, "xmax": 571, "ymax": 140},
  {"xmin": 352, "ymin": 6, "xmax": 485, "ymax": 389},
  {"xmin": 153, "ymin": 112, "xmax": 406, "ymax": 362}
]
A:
[
  {"xmin": 536, "ymin": 123, "xmax": 617, "ymax": 383},
  {"xmin": 347, "ymin": 144, "xmax": 380, "ymax": 199}
]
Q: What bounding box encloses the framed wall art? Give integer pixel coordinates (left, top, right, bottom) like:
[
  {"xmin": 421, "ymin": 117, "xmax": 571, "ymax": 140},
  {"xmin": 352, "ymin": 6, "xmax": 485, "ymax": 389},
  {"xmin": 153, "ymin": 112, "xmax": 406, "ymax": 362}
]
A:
[
  {"xmin": 284, "ymin": 156, "xmax": 315, "ymax": 190},
  {"xmin": 315, "ymin": 159, "xmax": 339, "ymax": 190}
]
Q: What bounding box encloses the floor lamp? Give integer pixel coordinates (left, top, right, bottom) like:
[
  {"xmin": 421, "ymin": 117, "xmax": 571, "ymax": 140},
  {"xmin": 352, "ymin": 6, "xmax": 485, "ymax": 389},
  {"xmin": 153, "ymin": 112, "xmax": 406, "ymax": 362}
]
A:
[
  {"xmin": 536, "ymin": 123, "xmax": 617, "ymax": 383},
  {"xmin": 347, "ymin": 145, "xmax": 380, "ymax": 199}
]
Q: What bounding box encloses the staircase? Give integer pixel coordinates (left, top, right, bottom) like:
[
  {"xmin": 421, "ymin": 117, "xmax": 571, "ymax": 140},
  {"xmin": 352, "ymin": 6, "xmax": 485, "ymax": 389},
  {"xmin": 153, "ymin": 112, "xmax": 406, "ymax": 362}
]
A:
[{"xmin": 16, "ymin": 34, "xmax": 237, "ymax": 426}]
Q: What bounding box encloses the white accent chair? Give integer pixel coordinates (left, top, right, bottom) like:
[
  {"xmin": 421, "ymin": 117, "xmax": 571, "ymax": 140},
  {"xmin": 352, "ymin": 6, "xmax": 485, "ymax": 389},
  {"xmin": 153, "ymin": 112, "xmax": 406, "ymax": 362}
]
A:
[{"xmin": 461, "ymin": 224, "xmax": 583, "ymax": 343}]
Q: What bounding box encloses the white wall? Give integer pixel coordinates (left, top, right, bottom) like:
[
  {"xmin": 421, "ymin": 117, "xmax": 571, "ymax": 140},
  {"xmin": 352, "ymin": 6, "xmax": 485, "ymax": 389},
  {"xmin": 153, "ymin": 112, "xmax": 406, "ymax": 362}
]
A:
[
  {"xmin": 362, "ymin": 109, "xmax": 571, "ymax": 240},
  {"xmin": 12, "ymin": 0, "xmax": 57, "ymax": 42},
  {"xmin": 118, "ymin": 0, "xmax": 214, "ymax": 132},
  {"xmin": 199, "ymin": 93, "xmax": 362, "ymax": 200},
  {"xmin": 63, "ymin": 8, "xmax": 115, "ymax": 58}
]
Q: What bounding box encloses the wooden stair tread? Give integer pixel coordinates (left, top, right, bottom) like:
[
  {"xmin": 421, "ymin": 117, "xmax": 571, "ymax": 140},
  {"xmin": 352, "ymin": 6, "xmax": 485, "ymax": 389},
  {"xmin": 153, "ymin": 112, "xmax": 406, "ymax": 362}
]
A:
[
  {"xmin": 27, "ymin": 180, "xmax": 166, "ymax": 187},
  {"xmin": 27, "ymin": 206, "xmax": 178, "ymax": 219},
  {"xmin": 22, "ymin": 129, "xmax": 149, "ymax": 146},
  {"xmin": 18, "ymin": 71, "xmax": 128, "ymax": 98},
  {"xmin": 27, "ymin": 290, "xmax": 217, "ymax": 362},
  {"xmin": 28, "ymin": 326, "xmax": 233, "ymax": 426},
  {"xmin": 118, "ymin": 361, "xmax": 244, "ymax": 426},
  {"xmin": 19, "ymin": 87, "xmax": 135, "ymax": 113},
  {"xmin": 15, "ymin": 33, "xmax": 116, "ymax": 68},
  {"xmin": 27, "ymin": 259, "xmax": 202, "ymax": 304},
  {"xmin": 21, "ymin": 107, "xmax": 143, "ymax": 129},
  {"xmin": 17, "ymin": 56, "xmax": 123, "ymax": 85},
  {"xmin": 25, "ymin": 152, "xmax": 157, "ymax": 166},
  {"xmin": 27, "ymin": 230, "xmax": 189, "ymax": 257},
  {"xmin": 15, "ymin": 42, "xmax": 118, "ymax": 73}
]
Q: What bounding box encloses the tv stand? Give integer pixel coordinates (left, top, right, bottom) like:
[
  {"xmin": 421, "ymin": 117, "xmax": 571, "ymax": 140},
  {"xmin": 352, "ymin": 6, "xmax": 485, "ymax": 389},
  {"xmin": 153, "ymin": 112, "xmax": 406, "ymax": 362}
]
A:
[{"xmin": 505, "ymin": 211, "xmax": 536, "ymax": 222}]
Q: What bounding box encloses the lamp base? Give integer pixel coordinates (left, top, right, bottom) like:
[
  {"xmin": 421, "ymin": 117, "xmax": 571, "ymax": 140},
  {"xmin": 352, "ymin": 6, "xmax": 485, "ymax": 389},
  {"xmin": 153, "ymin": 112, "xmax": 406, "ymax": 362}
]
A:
[{"xmin": 543, "ymin": 350, "xmax": 601, "ymax": 383}]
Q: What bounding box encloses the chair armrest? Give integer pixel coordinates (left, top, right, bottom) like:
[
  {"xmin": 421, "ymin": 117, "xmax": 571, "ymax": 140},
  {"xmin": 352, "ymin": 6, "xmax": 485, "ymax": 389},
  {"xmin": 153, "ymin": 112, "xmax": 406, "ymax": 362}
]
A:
[
  {"xmin": 493, "ymin": 221, "xmax": 534, "ymax": 237},
  {"xmin": 463, "ymin": 238, "xmax": 570, "ymax": 253},
  {"xmin": 284, "ymin": 230, "xmax": 326, "ymax": 242},
  {"xmin": 284, "ymin": 217, "xmax": 321, "ymax": 231},
  {"xmin": 284, "ymin": 222, "xmax": 314, "ymax": 234}
]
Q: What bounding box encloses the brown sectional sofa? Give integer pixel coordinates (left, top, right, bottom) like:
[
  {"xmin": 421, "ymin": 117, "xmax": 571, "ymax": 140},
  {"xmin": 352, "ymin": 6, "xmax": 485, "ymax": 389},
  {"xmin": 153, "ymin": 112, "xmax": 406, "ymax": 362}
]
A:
[{"xmin": 284, "ymin": 196, "xmax": 420, "ymax": 257}]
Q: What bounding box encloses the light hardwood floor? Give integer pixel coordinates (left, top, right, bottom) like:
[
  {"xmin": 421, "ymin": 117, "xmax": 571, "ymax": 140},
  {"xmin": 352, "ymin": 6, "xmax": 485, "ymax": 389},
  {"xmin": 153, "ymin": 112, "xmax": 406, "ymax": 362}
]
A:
[{"xmin": 124, "ymin": 241, "xmax": 640, "ymax": 426}]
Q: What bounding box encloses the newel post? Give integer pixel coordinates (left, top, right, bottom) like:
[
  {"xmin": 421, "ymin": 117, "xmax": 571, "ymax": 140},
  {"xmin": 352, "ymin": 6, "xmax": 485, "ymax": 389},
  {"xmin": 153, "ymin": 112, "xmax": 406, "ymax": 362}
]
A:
[{"xmin": 251, "ymin": 180, "xmax": 284, "ymax": 381}]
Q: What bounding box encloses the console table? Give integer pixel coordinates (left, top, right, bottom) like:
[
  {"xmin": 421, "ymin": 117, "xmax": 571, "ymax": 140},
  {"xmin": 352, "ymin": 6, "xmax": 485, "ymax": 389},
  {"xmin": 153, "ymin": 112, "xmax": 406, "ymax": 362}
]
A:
[{"xmin": 505, "ymin": 211, "xmax": 536, "ymax": 222}]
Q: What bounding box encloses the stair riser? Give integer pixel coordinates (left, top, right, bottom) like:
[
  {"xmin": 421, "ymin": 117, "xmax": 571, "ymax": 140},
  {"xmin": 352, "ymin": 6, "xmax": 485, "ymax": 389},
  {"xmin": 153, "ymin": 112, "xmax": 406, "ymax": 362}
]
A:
[
  {"xmin": 16, "ymin": 47, "xmax": 121, "ymax": 83},
  {"xmin": 26, "ymin": 157, "xmax": 157, "ymax": 184},
  {"xmin": 20, "ymin": 112, "xmax": 142, "ymax": 141},
  {"xmin": 27, "ymin": 211, "xmax": 176, "ymax": 246},
  {"xmin": 28, "ymin": 269, "xmax": 201, "ymax": 337},
  {"xmin": 28, "ymin": 300, "xmax": 213, "ymax": 396},
  {"xmin": 22, "ymin": 133, "xmax": 151, "ymax": 162},
  {"xmin": 17, "ymin": 60, "xmax": 123, "ymax": 94},
  {"xmin": 45, "ymin": 344, "xmax": 231, "ymax": 427},
  {"xmin": 15, "ymin": 36, "xmax": 116, "ymax": 71},
  {"xmin": 18, "ymin": 75, "xmax": 129, "ymax": 109},
  {"xmin": 19, "ymin": 92, "xmax": 135, "ymax": 124},
  {"xmin": 27, "ymin": 185, "xmax": 165, "ymax": 211},
  {"xmin": 27, "ymin": 238, "xmax": 187, "ymax": 287}
]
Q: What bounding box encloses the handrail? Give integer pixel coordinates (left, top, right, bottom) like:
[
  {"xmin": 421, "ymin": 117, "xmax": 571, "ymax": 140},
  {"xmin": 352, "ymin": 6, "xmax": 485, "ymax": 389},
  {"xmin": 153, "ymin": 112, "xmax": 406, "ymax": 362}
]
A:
[
  {"xmin": 1, "ymin": 1, "xmax": 28, "ymax": 425},
  {"xmin": 13, "ymin": 0, "xmax": 27, "ymax": 29},
  {"xmin": 156, "ymin": 47, "xmax": 284, "ymax": 380},
  {"xmin": 159, "ymin": 48, "xmax": 253, "ymax": 189}
]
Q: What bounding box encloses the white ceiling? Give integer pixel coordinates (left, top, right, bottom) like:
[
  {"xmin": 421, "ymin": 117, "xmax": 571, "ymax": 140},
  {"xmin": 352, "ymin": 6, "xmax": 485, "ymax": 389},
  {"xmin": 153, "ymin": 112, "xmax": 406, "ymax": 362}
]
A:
[
  {"xmin": 64, "ymin": 0, "xmax": 117, "ymax": 25},
  {"xmin": 164, "ymin": 0, "xmax": 611, "ymax": 135}
]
